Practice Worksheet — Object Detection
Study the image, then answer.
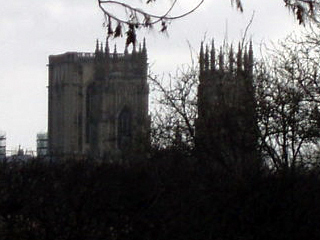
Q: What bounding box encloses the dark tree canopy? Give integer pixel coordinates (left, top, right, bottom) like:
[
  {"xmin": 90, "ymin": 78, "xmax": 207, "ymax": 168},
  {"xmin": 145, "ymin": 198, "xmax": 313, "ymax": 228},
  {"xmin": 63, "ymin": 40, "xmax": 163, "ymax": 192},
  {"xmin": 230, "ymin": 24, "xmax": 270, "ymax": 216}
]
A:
[{"xmin": 1, "ymin": 157, "xmax": 320, "ymax": 239}]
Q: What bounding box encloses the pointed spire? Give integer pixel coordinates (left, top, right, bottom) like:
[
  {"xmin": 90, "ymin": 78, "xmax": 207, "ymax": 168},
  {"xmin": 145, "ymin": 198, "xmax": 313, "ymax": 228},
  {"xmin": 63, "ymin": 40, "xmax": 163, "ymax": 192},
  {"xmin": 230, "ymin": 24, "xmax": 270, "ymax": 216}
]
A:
[
  {"xmin": 140, "ymin": 39, "xmax": 148, "ymax": 77},
  {"xmin": 123, "ymin": 45, "xmax": 129, "ymax": 74},
  {"xmin": 100, "ymin": 42, "xmax": 104, "ymax": 53},
  {"xmin": 139, "ymin": 43, "xmax": 142, "ymax": 53},
  {"xmin": 113, "ymin": 44, "xmax": 118, "ymax": 60},
  {"xmin": 105, "ymin": 37, "xmax": 110, "ymax": 56},
  {"xmin": 210, "ymin": 40, "xmax": 216, "ymax": 72},
  {"xmin": 243, "ymin": 46, "xmax": 249, "ymax": 73},
  {"xmin": 95, "ymin": 39, "xmax": 99, "ymax": 54},
  {"xmin": 205, "ymin": 45, "xmax": 209, "ymax": 71},
  {"xmin": 229, "ymin": 45, "xmax": 234, "ymax": 73},
  {"xmin": 237, "ymin": 43, "xmax": 242, "ymax": 73},
  {"xmin": 94, "ymin": 39, "xmax": 105, "ymax": 80},
  {"xmin": 249, "ymin": 40, "xmax": 253, "ymax": 61},
  {"xmin": 95, "ymin": 39, "xmax": 102, "ymax": 61},
  {"xmin": 142, "ymin": 38, "xmax": 147, "ymax": 55},
  {"xmin": 105, "ymin": 38, "xmax": 110, "ymax": 73},
  {"xmin": 113, "ymin": 44, "xmax": 117, "ymax": 54},
  {"xmin": 199, "ymin": 42, "xmax": 204, "ymax": 73},
  {"xmin": 248, "ymin": 40, "xmax": 253, "ymax": 76},
  {"xmin": 218, "ymin": 47, "xmax": 224, "ymax": 71}
]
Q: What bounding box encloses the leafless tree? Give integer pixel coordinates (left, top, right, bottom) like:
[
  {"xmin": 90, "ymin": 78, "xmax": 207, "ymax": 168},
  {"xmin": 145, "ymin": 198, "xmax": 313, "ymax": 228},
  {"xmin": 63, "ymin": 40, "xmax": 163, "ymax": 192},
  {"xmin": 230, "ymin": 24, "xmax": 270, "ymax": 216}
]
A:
[
  {"xmin": 256, "ymin": 32, "xmax": 320, "ymax": 171},
  {"xmin": 149, "ymin": 64, "xmax": 198, "ymax": 150},
  {"xmin": 286, "ymin": 26, "xmax": 320, "ymax": 102}
]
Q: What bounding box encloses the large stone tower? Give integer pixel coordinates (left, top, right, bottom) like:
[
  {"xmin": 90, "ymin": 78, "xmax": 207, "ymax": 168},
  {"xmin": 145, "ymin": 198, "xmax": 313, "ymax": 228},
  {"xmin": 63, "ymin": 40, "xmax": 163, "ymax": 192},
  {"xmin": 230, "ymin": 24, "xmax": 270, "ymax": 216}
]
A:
[
  {"xmin": 196, "ymin": 41, "xmax": 258, "ymax": 173},
  {"xmin": 48, "ymin": 39, "xmax": 150, "ymax": 159}
]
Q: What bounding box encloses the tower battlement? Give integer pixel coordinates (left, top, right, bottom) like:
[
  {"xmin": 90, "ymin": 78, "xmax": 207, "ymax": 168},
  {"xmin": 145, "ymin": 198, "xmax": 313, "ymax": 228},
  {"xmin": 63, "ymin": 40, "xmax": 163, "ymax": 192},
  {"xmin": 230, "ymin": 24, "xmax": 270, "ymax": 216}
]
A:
[
  {"xmin": 49, "ymin": 39, "xmax": 147, "ymax": 78},
  {"xmin": 49, "ymin": 52, "xmax": 95, "ymax": 64},
  {"xmin": 199, "ymin": 41, "xmax": 253, "ymax": 78}
]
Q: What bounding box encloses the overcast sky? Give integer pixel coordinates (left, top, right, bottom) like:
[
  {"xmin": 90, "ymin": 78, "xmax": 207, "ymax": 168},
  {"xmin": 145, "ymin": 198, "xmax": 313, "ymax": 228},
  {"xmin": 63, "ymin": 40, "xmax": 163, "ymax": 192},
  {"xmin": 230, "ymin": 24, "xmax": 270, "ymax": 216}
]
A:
[{"xmin": 0, "ymin": 0, "xmax": 302, "ymax": 153}]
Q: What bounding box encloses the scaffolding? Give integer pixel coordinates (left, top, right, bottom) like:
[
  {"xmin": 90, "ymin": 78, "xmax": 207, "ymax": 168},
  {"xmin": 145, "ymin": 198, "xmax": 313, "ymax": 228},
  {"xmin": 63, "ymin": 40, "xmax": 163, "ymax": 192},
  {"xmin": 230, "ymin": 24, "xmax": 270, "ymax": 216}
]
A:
[
  {"xmin": 37, "ymin": 133, "xmax": 48, "ymax": 157},
  {"xmin": 0, "ymin": 132, "xmax": 6, "ymax": 159}
]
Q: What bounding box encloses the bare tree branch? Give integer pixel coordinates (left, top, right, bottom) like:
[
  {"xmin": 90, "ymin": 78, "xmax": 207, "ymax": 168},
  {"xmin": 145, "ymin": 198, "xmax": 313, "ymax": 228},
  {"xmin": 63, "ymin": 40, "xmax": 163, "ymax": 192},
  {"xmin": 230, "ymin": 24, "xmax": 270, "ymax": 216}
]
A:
[
  {"xmin": 256, "ymin": 31, "xmax": 320, "ymax": 171},
  {"xmin": 149, "ymin": 65, "xmax": 198, "ymax": 150},
  {"xmin": 284, "ymin": 0, "xmax": 320, "ymax": 24},
  {"xmin": 98, "ymin": 0, "xmax": 204, "ymax": 45}
]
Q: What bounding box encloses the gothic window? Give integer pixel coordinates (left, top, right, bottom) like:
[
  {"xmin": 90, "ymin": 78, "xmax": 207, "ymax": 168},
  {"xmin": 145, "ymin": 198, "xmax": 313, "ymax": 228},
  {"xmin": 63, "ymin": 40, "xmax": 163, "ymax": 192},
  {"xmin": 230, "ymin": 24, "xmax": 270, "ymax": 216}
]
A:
[{"xmin": 117, "ymin": 107, "xmax": 132, "ymax": 149}]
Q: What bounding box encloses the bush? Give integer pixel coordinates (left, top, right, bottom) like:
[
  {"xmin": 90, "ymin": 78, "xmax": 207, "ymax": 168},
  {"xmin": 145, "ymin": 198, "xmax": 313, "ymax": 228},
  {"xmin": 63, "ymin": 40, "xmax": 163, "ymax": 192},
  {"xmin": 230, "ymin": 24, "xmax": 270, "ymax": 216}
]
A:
[{"xmin": 0, "ymin": 154, "xmax": 320, "ymax": 239}]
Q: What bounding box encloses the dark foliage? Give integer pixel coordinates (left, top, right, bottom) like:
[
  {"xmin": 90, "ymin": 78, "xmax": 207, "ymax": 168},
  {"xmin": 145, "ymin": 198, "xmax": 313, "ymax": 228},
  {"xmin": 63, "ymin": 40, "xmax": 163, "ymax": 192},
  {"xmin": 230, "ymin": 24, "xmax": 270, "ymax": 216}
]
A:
[{"xmin": 1, "ymin": 155, "xmax": 320, "ymax": 239}]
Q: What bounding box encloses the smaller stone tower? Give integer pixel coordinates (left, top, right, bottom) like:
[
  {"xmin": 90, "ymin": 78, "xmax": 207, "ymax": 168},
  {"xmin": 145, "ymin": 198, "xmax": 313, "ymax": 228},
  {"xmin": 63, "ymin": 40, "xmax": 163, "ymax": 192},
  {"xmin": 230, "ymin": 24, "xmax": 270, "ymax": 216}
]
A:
[{"xmin": 196, "ymin": 41, "xmax": 258, "ymax": 173}]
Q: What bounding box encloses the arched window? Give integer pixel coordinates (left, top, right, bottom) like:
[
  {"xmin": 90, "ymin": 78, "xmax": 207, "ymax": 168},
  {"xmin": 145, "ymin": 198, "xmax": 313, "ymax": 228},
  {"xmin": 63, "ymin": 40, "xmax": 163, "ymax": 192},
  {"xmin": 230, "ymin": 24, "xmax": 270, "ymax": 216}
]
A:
[{"xmin": 118, "ymin": 107, "xmax": 132, "ymax": 149}]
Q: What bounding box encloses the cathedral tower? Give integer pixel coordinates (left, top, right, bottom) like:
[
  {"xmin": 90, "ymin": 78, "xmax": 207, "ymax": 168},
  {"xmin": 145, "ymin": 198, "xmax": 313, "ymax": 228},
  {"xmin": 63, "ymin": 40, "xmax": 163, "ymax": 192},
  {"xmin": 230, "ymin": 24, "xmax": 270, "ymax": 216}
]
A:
[
  {"xmin": 196, "ymin": 41, "xmax": 258, "ymax": 173},
  {"xmin": 48, "ymin": 39, "xmax": 150, "ymax": 160}
]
